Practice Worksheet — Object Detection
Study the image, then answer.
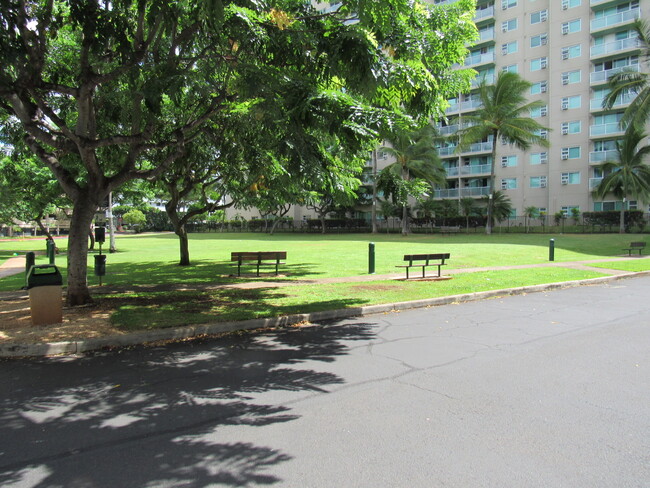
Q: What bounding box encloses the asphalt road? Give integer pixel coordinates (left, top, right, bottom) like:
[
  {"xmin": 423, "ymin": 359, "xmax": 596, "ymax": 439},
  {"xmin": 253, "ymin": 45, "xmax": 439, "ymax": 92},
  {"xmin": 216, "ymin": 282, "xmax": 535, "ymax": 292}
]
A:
[{"xmin": 1, "ymin": 276, "xmax": 649, "ymax": 487}]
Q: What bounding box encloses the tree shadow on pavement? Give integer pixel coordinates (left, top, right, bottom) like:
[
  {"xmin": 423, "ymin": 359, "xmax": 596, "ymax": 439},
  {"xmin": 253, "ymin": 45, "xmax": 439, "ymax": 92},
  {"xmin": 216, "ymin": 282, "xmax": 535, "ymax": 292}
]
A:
[{"xmin": 0, "ymin": 320, "xmax": 376, "ymax": 487}]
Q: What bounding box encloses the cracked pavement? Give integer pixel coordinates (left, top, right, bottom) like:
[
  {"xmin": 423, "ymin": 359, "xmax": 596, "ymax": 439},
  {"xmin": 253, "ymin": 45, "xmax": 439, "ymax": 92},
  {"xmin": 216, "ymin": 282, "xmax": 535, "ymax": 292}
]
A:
[{"xmin": 1, "ymin": 276, "xmax": 649, "ymax": 487}]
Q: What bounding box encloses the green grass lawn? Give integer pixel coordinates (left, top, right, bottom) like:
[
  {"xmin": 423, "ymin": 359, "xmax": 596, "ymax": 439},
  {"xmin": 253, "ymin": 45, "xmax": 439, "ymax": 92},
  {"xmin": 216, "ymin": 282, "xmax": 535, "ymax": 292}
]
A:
[
  {"xmin": 1, "ymin": 231, "xmax": 646, "ymax": 291},
  {"xmin": 1, "ymin": 232, "xmax": 646, "ymax": 333},
  {"xmin": 106, "ymin": 267, "xmax": 607, "ymax": 330},
  {"xmin": 587, "ymin": 258, "xmax": 650, "ymax": 272}
]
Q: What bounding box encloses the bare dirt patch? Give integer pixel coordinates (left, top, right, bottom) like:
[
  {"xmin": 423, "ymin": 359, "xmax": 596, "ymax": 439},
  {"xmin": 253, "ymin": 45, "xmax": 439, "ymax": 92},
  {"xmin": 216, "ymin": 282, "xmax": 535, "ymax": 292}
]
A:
[{"xmin": 0, "ymin": 294, "xmax": 122, "ymax": 344}]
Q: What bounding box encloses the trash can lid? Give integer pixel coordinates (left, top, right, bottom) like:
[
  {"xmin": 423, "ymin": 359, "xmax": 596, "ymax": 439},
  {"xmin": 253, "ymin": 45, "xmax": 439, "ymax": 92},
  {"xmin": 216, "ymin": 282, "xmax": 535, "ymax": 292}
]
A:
[{"xmin": 26, "ymin": 264, "xmax": 63, "ymax": 289}]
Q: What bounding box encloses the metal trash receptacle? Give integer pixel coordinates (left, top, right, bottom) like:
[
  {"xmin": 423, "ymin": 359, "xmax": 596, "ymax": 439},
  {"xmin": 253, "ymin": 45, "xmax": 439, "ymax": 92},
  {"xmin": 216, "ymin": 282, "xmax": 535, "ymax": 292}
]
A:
[{"xmin": 26, "ymin": 264, "xmax": 63, "ymax": 326}]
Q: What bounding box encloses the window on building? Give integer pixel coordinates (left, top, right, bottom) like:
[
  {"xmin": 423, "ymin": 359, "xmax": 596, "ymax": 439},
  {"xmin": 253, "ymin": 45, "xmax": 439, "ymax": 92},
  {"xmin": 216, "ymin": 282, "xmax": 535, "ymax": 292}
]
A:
[
  {"xmin": 530, "ymin": 105, "xmax": 548, "ymax": 118},
  {"xmin": 530, "ymin": 152, "xmax": 548, "ymax": 165},
  {"xmin": 530, "ymin": 34, "xmax": 548, "ymax": 48},
  {"xmin": 561, "ymin": 120, "xmax": 581, "ymax": 134},
  {"xmin": 530, "ymin": 176, "xmax": 547, "ymax": 188},
  {"xmin": 530, "ymin": 57, "xmax": 548, "ymax": 71},
  {"xmin": 561, "ymin": 172, "xmax": 581, "ymax": 185},
  {"xmin": 563, "ymin": 0, "xmax": 581, "ymax": 8},
  {"xmin": 530, "ymin": 81, "xmax": 548, "ymax": 95},
  {"xmin": 530, "ymin": 9, "xmax": 548, "ymax": 24},
  {"xmin": 561, "ymin": 44, "xmax": 581, "ymax": 60},
  {"xmin": 561, "ymin": 205, "xmax": 580, "ymax": 216},
  {"xmin": 502, "ymin": 19, "xmax": 518, "ymax": 32},
  {"xmin": 561, "ymin": 19, "xmax": 581, "ymax": 35},
  {"xmin": 501, "ymin": 155, "xmax": 518, "ymax": 167},
  {"xmin": 502, "ymin": 41, "xmax": 518, "ymax": 55},
  {"xmin": 561, "ymin": 95, "xmax": 581, "ymax": 110},
  {"xmin": 502, "ymin": 0, "xmax": 517, "ymax": 9},
  {"xmin": 561, "ymin": 70, "xmax": 581, "ymax": 85},
  {"xmin": 502, "ymin": 64, "xmax": 518, "ymax": 73},
  {"xmin": 501, "ymin": 178, "xmax": 517, "ymax": 190},
  {"xmin": 561, "ymin": 146, "xmax": 581, "ymax": 159}
]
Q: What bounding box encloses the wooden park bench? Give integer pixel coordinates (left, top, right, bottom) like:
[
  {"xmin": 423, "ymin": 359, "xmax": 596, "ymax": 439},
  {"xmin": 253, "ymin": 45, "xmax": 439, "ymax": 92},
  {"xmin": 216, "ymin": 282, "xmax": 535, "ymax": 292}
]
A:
[
  {"xmin": 231, "ymin": 251, "xmax": 287, "ymax": 277},
  {"xmin": 623, "ymin": 241, "xmax": 646, "ymax": 256},
  {"xmin": 396, "ymin": 253, "xmax": 450, "ymax": 279},
  {"xmin": 440, "ymin": 226, "xmax": 460, "ymax": 235}
]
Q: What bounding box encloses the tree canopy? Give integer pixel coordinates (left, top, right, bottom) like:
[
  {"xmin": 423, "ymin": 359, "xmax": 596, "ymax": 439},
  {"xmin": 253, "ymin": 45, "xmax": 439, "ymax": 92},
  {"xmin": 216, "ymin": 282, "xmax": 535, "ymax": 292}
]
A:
[{"xmin": 0, "ymin": 0, "xmax": 477, "ymax": 305}]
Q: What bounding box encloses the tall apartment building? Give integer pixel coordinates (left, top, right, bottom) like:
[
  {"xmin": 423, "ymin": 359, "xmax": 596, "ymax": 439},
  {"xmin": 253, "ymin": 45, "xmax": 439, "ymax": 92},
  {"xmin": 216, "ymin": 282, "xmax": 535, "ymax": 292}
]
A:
[
  {"xmin": 228, "ymin": 0, "xmax": 648, "ymax": 224},
  {"xmin": 431, "ymin": 0, "xmax": 648, "ymax": 219}
]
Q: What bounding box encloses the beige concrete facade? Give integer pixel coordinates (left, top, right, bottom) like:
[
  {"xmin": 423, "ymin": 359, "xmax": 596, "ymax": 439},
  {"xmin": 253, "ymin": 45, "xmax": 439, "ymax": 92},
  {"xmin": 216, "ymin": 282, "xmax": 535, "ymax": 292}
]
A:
[{"xmin": 434, "ymin": 0, "xmax": 649, "ymax": 218}]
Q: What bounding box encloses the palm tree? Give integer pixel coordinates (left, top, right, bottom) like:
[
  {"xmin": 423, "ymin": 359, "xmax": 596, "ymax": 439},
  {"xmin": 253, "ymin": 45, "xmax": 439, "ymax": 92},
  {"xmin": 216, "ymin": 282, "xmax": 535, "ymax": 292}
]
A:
[
  {"xmin": 459, "ymin": 197, "xmax": 476, "ymax": 232},
  {"xmin": 481, "ymin": 190, "xmax": 513, "ymax": 229},
  {"xmin": 523, "ymin": 206, "xmax": 538, "ymax": 234},
  {"xmin": 593, "ymin": 125, "xmax": 650, "ymax": 234},
  {"xmin": 378, "ymin": 125, "xmax": 447, "ymax": 235},
  {"xmin": 603, "ymin": 19, "xmax": 650, "ymax": 129},
  {"xmin": 457, "ymin": 71, "xmax": 550, "ymax": 234}
]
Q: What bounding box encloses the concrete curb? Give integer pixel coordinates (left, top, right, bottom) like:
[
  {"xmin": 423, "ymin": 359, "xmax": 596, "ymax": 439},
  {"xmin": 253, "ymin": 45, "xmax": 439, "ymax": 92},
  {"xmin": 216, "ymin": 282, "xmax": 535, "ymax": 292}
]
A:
[{"xmin": 2, "ymin": 270, "xmax": 646, "ymax": 359}]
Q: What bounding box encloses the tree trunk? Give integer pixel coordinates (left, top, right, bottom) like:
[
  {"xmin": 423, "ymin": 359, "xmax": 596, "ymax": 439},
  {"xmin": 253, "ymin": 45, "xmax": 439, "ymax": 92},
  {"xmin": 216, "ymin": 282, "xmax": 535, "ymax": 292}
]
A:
[
  {"xmin": 177, "ymin": 225, "xmax": 191, "ymax": 266},
  {"xmin": 371, "ymin": 149, "xmax": 378, "ymax": 234},
  {"xmin": 35, "ymin": 215, "xmax": 53, "ymax": 240},
  {"xmin": 620, "ymin": 207, "xmax": 625, "ymax": 234},
  {"xmin": 319, "ymin": 215, "xmax": 327, "ymax": 234},
  {"xmin": 401, "ymin": 205, "xmax": 409, "ymax": 236},
  {"xmin": 66, "ymin": 197, "xmax": 98, "ymax": 306},
  {"xmin": 486, "ymin": 132, "xmax": 498, "ymax": 235}
]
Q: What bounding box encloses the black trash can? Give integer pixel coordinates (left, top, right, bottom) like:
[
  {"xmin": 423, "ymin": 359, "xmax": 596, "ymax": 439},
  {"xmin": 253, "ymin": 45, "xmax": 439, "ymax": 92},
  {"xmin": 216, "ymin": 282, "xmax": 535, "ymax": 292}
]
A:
[
  {"xmin": 26, "ymin": 264, "xmax": 63, "ymax": 326},
  {"xmin": 94, "ymin": 255, "xmax": 107, "ymax": 276}
]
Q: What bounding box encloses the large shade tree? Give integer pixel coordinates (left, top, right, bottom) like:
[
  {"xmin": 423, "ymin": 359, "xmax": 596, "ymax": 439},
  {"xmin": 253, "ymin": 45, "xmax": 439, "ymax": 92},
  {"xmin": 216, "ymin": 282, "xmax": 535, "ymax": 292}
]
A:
[
  {"xmin": 0, "ymin": 0, "xmax": 476, "ymax": 305},
  {"xmin": 604, "ymin": 19, "xmax": 650, "ymax": 129},
  {"xmin": 456, "ymin": 71, "xmax": 550, "ymax": 234},
  {"xmin": 593, "ymin": 125, "xmax": 650, "ymax": 234}
]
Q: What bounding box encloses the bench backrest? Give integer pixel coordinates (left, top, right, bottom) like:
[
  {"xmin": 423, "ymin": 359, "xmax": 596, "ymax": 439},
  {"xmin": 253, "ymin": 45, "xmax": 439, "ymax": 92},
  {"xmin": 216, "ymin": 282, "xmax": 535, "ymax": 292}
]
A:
[
  {"xmin": 403, "ymin": 253, "xmax": 450, "ymax": 264},
  {"xmin": 231, "ymin": 251, "xmax": 287, "ymax": 262},
  {"xmin": 630, "ymin": 242, "xmax": 646, "ymax": 248}
]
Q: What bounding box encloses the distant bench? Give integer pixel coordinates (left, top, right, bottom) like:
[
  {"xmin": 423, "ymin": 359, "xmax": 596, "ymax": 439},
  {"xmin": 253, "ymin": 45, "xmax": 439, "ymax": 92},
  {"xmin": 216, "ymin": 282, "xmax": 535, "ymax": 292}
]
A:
[
  {"xmin": 623, "ymin": 241, "xmax": 645, "ymax": 256},
  {"xmin": 439, "ymin": 226, "xmax": 460, "ymax": 235},
  {"xmin": 231, "ymin": 251, "xmax": 287, "ymax": 277},
  {"xmin": 396, "ymin": 253, "xmax": 450, "ymax": 279}
]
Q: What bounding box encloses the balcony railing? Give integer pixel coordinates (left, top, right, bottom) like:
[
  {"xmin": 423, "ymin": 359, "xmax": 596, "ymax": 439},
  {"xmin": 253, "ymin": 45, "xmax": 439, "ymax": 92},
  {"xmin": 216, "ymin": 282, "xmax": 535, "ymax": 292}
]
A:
[
  {"xmin": 471, "ymin": 74, "xmax": 495, "ymax": 88},
  {"xmin": 464, "ymin": 52, "xmax": 495, "ymax": 67},
  {"xmin": 437, "ymin": 145, "xmax": 457, "ymax": 157},
  {"xmin": 591, "ymin": 37, "xmax": 640, "ymax": 58},
  {"xmin": 434, "ymin": 186, "xmax": 490, "ymax": 198},
  {"xmin": 477, "ymin": 29, "xmax": 495, "ymax": 43},
  {"xmin": 460, "ymin": 186, "xmax": 490, "ymax": 197},
  {"xmin": 589, "ymin": 150, "xmax": 619, "ymax": 163},
  {"xmin": 590, "ymin": 64, "xmax": 639, "ymax": 84},
  {"xmin": 463, "ymin": 141, "xmax": 493, "ymax": 154},
  {"xmin": 445, "ymin": 166, "xmax": 459, "ymax": 177},
  {"xmin": 460, "ymin": 99, "xmax": 483, "ymax": 112},
  {"xmin": 589, "ymin": 177, "xmax": 604, "ymax": 190},
  {"xmin": 590, "ymin": 122, "xmax": 625, "ymax": 137},
  {"xmin": 438, "ymin": 124, "xmax": 459, "ymax": 136},
  {"xmin": 591, "ymin": 9, "xmax": 639, "ymax": 31},
  {"xmin": 474, "ymin": 6, "xmax": 494, "ymax": 21},
  {"xmin": 590, "ymin": 92, "xmax": 634, "ymax": 110},
  {"xmin": 434, "ymin": 188, "xmax": 460, "ymax": 199},
  {"xmin": 460, "ymin": 163, "xmax": 491, "ymax": 176}
]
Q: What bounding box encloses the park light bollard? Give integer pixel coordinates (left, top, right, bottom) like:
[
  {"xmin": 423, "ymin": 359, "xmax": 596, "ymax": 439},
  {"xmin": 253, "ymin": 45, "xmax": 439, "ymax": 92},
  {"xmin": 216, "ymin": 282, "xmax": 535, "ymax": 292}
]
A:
[
  {"xmin": 25, "ymin": 251, "xmax": 35, "ymax": 277},
  {"xmin": 369, "ymin": 242, "xmax": 375, "ymax": 274},
  {"xmin": 549, "ymin": 238, "xmax": 555, "ymax": 262},
  {"xmin": 46, "ymin": 238, "xmax": 56, "ymax": 264}
]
